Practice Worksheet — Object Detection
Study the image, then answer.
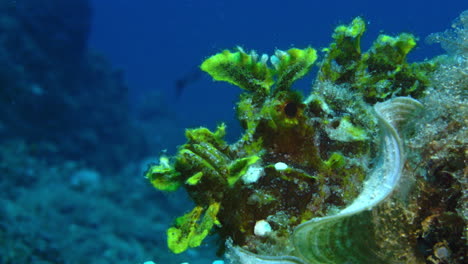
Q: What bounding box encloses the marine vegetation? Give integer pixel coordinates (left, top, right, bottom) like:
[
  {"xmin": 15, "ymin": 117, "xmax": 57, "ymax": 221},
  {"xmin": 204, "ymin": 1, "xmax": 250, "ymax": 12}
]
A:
[{"xmin": 146, "ymin": 14, "xmax": 467, "ymax": 263}]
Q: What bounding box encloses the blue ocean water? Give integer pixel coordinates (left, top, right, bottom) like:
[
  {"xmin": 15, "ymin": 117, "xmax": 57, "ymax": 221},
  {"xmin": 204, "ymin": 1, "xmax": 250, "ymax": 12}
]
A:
[{"xmin": 0, "ymin": 0, "xmax": 466, "ymax": 263}]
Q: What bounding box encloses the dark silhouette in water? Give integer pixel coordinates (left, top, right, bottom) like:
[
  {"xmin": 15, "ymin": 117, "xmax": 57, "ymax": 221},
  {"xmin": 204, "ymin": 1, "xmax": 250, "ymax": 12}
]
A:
[{"xmin": 174, "ymin": 69, "xmax": 203, "ymax": 98}]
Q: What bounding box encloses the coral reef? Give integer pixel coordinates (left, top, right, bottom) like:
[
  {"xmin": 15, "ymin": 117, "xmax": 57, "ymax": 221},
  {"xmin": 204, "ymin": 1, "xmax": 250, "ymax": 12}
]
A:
[
  {"xmin": 0, "ymin": 0, "xmax": 148, "ymax": 173},
  {"xmin": 0, "ymin": 139, "xmax": 218, "ymax": 264},
  {"xmin": 1, "ymin": 1, "xmax": 464, "ymax": 262},
  {"xmin": 0, "ymin": 1, "xmax": 202, "ymax": 263},
  {"xmin": 404, "ymin": 10, "xmax": 468, "ymax": 263},
  {"xmin": 147, "ymin": 45, "xmax": 378, "ymax": 256},
  {"xmin": 147, "ymin": 13, "xmax": 467, "ymax": 264}
]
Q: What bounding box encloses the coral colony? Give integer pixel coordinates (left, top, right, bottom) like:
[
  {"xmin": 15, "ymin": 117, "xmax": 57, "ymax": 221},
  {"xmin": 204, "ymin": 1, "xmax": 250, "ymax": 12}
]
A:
[{"xmin": 146, "ymin": 14, "xmax": 467, "ymax": 263}]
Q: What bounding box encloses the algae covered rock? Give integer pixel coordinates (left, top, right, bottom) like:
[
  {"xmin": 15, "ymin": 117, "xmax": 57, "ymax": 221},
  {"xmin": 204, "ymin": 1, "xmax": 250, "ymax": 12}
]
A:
[{"xmin": 146, "ymin": 13, "xmax": 467, "ymax": 264}]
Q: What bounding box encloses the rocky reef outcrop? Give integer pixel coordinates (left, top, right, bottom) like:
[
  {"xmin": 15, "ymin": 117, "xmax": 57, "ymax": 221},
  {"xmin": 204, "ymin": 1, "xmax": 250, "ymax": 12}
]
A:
[{"xmin": 0, "ymin": 0, "xmax": 147, "ymax": 173}]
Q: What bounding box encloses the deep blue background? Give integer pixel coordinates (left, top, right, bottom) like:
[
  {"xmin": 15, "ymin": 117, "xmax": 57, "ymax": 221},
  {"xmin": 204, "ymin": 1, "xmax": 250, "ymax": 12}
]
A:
[{"xmin": 89, "ymin": 0, "xmax": 466, "ymax": 143}]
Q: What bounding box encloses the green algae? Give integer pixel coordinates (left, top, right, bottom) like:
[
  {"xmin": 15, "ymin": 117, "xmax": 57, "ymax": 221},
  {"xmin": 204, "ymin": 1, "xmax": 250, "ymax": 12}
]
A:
[
  {"xmin": 319, "ymin": 17, "xmax": 436, "ymax": 103},
  {"xmin": 146, "ymin": 16, "xmax": 443, "ymax": 257}
]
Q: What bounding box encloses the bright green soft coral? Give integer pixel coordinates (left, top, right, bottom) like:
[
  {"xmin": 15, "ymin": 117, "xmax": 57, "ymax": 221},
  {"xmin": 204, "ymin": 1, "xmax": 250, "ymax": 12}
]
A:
[
  {"xmin": 167, "ymin": 202, "xmax": 221, "ymax": 253},
  {"xmin": 319, "ymin": 17, "xmax": 436, "ymax": 103},
  {"xmin": 146, "ymin": 156, "xmax": 180, "ymax": 191},
  {"xmin": 201, "ymin": 47, "xmax": 317, "ymax": 94},
  {"xmin": 146, "ymin": 16, "xmax": 436, "ymax": 255},
  {"xmin": 200, "ymin": 48, "xmax": 274, "ymax": 94}
]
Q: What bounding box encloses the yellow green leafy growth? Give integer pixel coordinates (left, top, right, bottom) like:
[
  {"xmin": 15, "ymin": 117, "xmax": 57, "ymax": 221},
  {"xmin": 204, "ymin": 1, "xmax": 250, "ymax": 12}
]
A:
[
  {"xmin": 271, "ymin": 47, "xmax": 317, "ymax": 91},
  {"xmin": 227, "ymin": 155, "xmax": 260, "ymax": 186},
  {"xmin": 200, "ymin": 48, "xmax": 274, "ymax": 94},
  {"xmin": 334, "ymin": 16, "xmax": 366, "ymax": 39},
  {"xmin": 146, "ymin": 16, "xmax": 436, "ymax": 256},
  {"xmin": 145, "ymin": 156, "xmax": 181, "ymax": 192},
  {"xmin": 201, "ymin": 47, "xmax": 317, "ymax": 95},
  {"xmin": 319, "ymin": 17, "xmax": 436, "ymax": 103},
  {"xmin": 167, "ymin": 202, "xmax": 221, "ymax": 254}
]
